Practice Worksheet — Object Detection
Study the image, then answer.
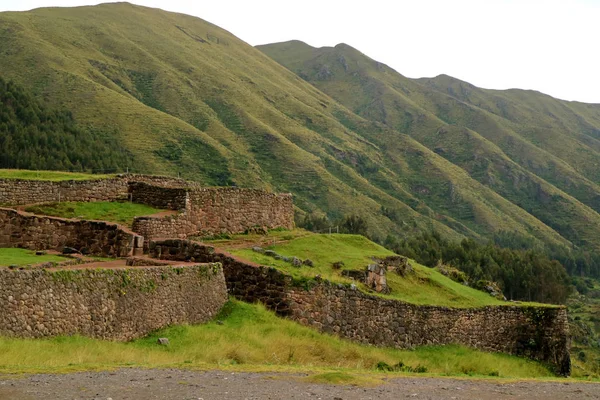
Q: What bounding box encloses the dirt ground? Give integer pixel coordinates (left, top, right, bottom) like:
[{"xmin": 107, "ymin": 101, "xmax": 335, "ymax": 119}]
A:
[{"xmin": 0, "ymin": 369, "xmax": 597, "ymax": 400}]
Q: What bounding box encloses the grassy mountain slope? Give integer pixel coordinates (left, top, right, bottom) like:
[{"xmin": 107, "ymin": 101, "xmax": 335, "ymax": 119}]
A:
[
  {"xmin": 0, "ymin": 3, "xmax": 589, "ymax": 249},
  {"xmin": 258, "ymin": 41, "xmax": 600, "ymax": 250},
  {"xmin": 0, "ymin": 76, "xmax": 129, "ymax": 171}
]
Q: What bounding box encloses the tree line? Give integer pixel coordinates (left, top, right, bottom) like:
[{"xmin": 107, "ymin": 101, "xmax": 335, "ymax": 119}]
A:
[
  {"xmin": 298, "ymin": 213, "xmax": 577, "ymax": 304},
  {"xmin": 0, "ymin": 76, "xmax": 130, "ymax": 172},
  {"xmin": 386, "ymin": 230, "xmax": 571, "ymax": 304}
]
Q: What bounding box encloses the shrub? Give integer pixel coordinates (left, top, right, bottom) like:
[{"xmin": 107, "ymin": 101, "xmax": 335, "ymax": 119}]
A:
[{"xmin": 435, "ymin": 261, "xmax": 469, "ymax": 284}]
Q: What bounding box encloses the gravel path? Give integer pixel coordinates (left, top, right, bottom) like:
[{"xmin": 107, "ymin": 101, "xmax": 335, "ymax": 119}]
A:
[{"xmin": 0, "ymin": 369, "xmax": 598, "ymax": 400}]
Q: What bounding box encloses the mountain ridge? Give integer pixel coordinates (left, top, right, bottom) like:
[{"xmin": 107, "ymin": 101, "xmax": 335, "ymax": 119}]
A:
[
  {"xmin": 0, "ymin": 2, "xmax": 598, "ymax": 257},
  {"xmin": 258, "ymin": 39, "xmax": 600, "ymax": 252}
]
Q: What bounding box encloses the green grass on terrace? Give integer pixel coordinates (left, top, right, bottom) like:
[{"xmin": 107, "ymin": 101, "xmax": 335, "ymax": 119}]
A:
[
  {"xmin": 0, "ymin": 300, "xmax": 555, "ymax": 378},
  {"xmin": 0, "ymin": 248, "xmax": 67, "ymax": 266},
  {"xmin": 0, "ymin": 169, "xmax": 112, "ymax": 181},
  {"xmin": 226, "ymin": 233, "xmax": 541, "ymax": 308},
  {"xmin": 25, "ymin": 201, "xmax": 164, "ymax": 227}
]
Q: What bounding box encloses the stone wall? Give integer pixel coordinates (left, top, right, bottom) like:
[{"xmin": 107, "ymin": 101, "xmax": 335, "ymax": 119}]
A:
[
  {"xmin": 0, "ymin": 175, "xmax": 294, "ymax": 240},
  {"xmin": 0, "ymin": 174, "xmax": 189, "ymax": 206},
  {"xmin": 0, "ymin": 177, "xmax": 128, "ymax": 205},
  {"xmin": 148, "ymin": 239, "xmax": 292, "ymax": 314},
  {"xmin": 132, "ymin": 215, "xmax": 197, "ymax": 240},
  {"xmin": 0, "ymin": 208, "xmax": 143, "ymax": 257},
  {"xmin": 0, "ymin": 263, "xmax": 227, "ymax": 340},
  {"xmin": 288, "ymin": 282, "xmax": 571, "ymax": 376},
  {"xmin": 128, "ymin": 182, "xmax": 189, "ymax": 211},
  {"xmin": 148, "ymin": 239, "xmax": 571, "ymax": 376},
  {"xmin": 133, "ymin": 187, "xmax": 294, "ymax": 239}
]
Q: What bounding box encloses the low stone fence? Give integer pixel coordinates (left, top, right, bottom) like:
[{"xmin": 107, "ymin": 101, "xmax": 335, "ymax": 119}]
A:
[
  {"xmin": 148, "ymin": 239, "xmax": 571, "ymax": 376},
  {"xmin": 0, "ymin": 208, "xmax": 143, "ymax": 257},
  {"xmin": 0, "ymin": 263, "xmax": 227, "ymax": 340}
]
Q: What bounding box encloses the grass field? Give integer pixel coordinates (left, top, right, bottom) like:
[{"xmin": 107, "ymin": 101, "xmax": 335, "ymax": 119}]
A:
[
  {"xmin": 0, "ymin": 169, "xmax": 111, "ymax": 181},
  {"xmin": 0, "ymin": 300, "xmax": 557, "ymax": 379},
  {"xmin": 0, "ymin": 248, "xmax": 67, "ymax": 266},
  {"xmin": 225, "ymin": 233, "xmax": 512, "ymax": 308},
  {"xmin": 25, "ymin": 201, "xmax": 163, "ymax": 227}
]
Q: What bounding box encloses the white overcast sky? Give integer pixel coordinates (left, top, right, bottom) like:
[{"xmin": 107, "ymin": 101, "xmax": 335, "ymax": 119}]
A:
[{"xmin": 1, "ymin": 0, "xmax": 599, "ymax": 103}]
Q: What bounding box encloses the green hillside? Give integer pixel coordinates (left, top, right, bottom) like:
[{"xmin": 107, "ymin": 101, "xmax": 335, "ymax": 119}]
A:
[
  {"xmin": 1, "ymin": 2, "xmax": 599, "ymax": 262},
  {"xmin": 225, "ymin": 233, "xmax": 509, "ymax": 308},
  {"xmin": 258, "ymin": 41, "xmax": 600, "ymax": 254},
  {"xmin": 0, "ymin": 76, "xmax": 129, "ymax": 171}
]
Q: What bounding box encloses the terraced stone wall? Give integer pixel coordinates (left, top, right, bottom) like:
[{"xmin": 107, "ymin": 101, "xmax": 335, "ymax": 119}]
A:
[
  {"xmin": 132, "ymin": 187, "xmax": 294, "ymax": 239},
  {"xmin": 0, "ymin": 174, "xmax": 188, "ymax": 206},
  {"xmin": 148, "ymin": 239, "xmax": 571, "ymax": 376},
  {"xmin": 0, "ymin": 263, "xmax": 227, "ymax": 340},
  {"xmin": 0, "ymin": 208, "xmax": 143, "ymax": 257},
  {"xmin": 128, "ymin": 182, "xmax": 189, "ymax": 211},
  {"xmin": 289, "ymin": 282, "xmax": 571, "ymax": 376},
  {"xmin": 0, "ymin": 177, "xmax": 128, "ymax": 205}
]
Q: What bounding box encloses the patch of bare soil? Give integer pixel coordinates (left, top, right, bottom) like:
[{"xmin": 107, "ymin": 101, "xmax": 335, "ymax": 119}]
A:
[{"xmin": 0, "ymin": 369, "xmax": 597, "ymax": 400}]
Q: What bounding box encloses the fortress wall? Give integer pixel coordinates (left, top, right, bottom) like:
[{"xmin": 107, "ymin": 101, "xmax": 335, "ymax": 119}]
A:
[
  {"xmin": 188, "ymin": 188, "xmax": 294, "ymax": 234},
  {"xmin": 0, "ymin": 208, "xmax": 142, "ymax": 257},
  {"xmin": 131, "ymin": 215, "xmax": 197, "ymax": 240},
  {"xmin": 148, "ymin": 239, "xmax": 571, "ymax": 376},
  {"xmin": 0, "ymin": 178, "xmax": 129, "ymax": 205},
  {"xmin": 288, "ymin": 282, "xmax": 571, "ymax": 377},
  {"xmin": 0, "ymin": 263, "xmax": 227, "ymax": 341},
  {"xmin": 132, "ymin": 187, "xmax": 294, "ymax": 239},
  {"xmin": 128, "ymin": 182, "xmax": 189, "ymax": 211},
  {"xmin": 148, "ymin": 239, "xmax": 292, "ymax": 314},
  {"xmin": 0, "ymin": 174, "xmax": 190, "ymax": 206},
  {"xmin": 0, "ymin": 176, "xmax": 294, "ymax": 241}
]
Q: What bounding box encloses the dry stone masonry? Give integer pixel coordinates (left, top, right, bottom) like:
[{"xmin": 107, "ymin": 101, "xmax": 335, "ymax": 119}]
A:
[
  {"xmin": 0, "ymin": 174, "xmax": 572, "ymax": 376},
  {"xmin": 0, "ymin": 208, "xmax": 143, "ymax": 257},
  {"xmin": 128, "ymin": 182, "xmax": 189, "ymax": 211},
  {"xmin": 288, "ymin": 282, "xmax": 571, "ymax": 377},
  {"xmin": 131, "ymin": 186, "xmax": 294, "ymax": 239},
  {"xmin": 0, "ymin": 263, "xmax": 227, "ymax": 340},
  {"xmin": 148, "ymin": 239, "xmax": 571, "ymax": 376},
  {"xmin": 0, "ymin": 174, "xmax": 295, "ymax": 239},
  {"xmin": 0, "ymin": 174, "xmax": 189, "ymax": 206}
]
